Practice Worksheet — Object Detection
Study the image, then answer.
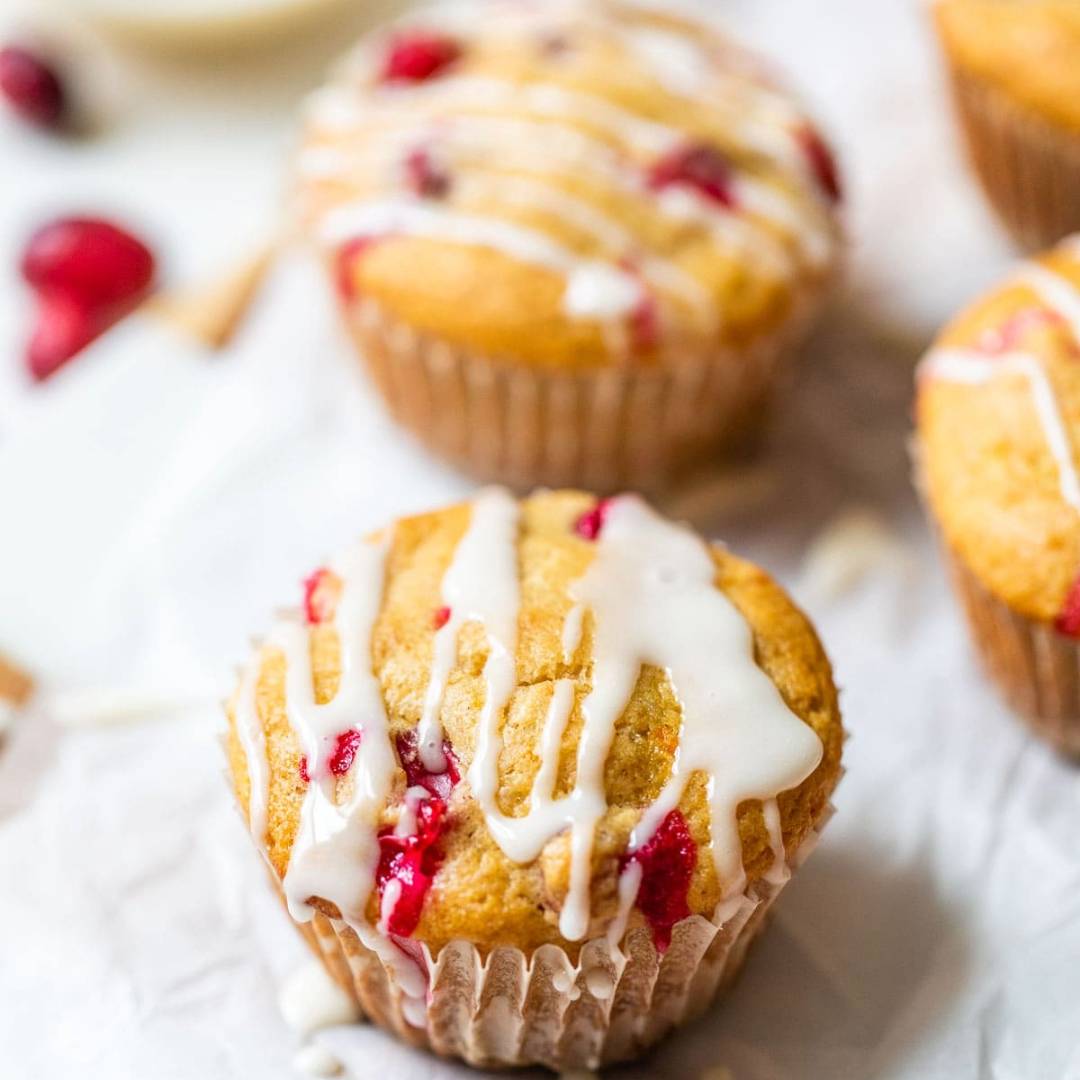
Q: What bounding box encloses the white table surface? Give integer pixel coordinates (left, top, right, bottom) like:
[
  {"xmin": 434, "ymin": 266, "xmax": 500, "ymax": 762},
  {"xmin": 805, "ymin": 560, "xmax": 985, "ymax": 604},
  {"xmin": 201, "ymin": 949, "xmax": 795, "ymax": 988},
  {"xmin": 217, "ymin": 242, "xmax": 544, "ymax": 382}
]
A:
[{"xmin": 1, "ymin": 2, "xmax": 1078, "ymax": 1079}]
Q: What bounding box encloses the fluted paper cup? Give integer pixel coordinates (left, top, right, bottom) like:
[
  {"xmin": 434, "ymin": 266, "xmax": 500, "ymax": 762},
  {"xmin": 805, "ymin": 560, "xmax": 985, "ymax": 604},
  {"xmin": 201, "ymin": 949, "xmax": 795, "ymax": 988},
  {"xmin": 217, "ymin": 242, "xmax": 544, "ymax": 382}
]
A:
[
  {"xmin": 943, "ymin": 544, "xmax": 1080, "ymax": 758},
  {"xmin": 944, "ymin": 61, "xmax": 1080, "ymax": 250},
  {"xmin": 277, "ymin": 803, "xmax": 834, "ymax": 1071},
  {"xmin": 340, "ymin": 289, "xmax": 822, "ymax": 495}
]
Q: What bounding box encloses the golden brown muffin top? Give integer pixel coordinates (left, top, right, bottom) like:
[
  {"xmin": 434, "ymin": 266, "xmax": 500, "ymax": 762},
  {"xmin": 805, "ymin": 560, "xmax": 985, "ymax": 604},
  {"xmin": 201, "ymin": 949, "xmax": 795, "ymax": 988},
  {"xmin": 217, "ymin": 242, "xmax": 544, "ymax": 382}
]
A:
[
  {"xmin": 917, "ymin": 237, "xmax": 1080, "ymax": 627},
  {"xmin": 294, "ymin": 0, "xmax": 841, "ymax": 369},
  {"xmin": 225, "ymin": 490, "xmax": 842, "ymax": 963},
  {"xmin": 935, "ymin": 1, "xmax": 1080, "ymax": 132}
]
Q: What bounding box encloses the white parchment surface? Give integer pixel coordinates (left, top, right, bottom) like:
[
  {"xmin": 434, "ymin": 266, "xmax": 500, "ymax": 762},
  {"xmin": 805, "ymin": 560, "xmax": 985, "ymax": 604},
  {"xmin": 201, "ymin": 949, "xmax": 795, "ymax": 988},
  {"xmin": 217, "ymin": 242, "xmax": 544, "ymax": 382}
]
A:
[{"xmin": 1, "ymin": 2, "xmax": 1079, "ymax": 1078}]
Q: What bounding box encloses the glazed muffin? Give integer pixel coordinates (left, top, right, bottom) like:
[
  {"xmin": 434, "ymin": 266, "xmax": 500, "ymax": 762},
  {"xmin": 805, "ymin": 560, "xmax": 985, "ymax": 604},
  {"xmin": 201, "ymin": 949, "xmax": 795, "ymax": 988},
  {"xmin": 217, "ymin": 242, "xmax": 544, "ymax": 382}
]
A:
[
  {"xmin": 293, "ymin": 0, "xmax": 842, "ymax": 492},
  {"xmin": 225, "ymin": 488, "xmax": 843, "ymax": 1070},
  {"xmin": 935, "ymin": 1, "xmax": 1080, "ymax": 249},
  {"xmin": 916, "ymin": 235, "xmax": 1080, "ymax": 755}
]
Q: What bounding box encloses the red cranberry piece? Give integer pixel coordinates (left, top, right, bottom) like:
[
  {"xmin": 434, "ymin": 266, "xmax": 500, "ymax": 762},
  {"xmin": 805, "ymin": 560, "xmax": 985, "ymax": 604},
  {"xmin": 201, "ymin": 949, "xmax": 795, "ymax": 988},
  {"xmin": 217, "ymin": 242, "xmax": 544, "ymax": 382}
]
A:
[
  {"xmin": 328, "ymin": 728, "xmax": 363, "ymax": 776},
  {"xmin": 404, "ymin": 146, "xmax": 451, "ymax": 198},
  {"xmin": 979, "ymin": 307, "xmax": 1065, "ymax": 355},
  {"xmin": 376, "ymin": 795, "xmax": 448, "ymax": 936},
  {"xmin": 648, "ymin": 142, "xmax": 736, "ymax": 210},
  {"xmin": 298, "ymin": 756, "xmax": 311, "ymax": 784},
  {"xmin": 334, "ymin": 236, "xmax": 380, "ymax": 302},
  {"xmin": 795, "ymin": 125, "xmax": 842, "ymax": 204},
  {"xmin": 0, "ymin": 45, "xmax": 64, "ymax": 129},
  {"xmin": 303, "ymin": 568, "xmax": 340, "ymax": 625},
  {"xmin": 432, "ymin": 605, "xmax": 451, "ymax": 630},
  {"xmin": 25, "ymin": 290, "xmax": 106, "ymax": 382},
  {"xmin": 396, "ymin": 730, "xmax": 460, "ymax": 800},
  {"xmin": 620, "ymin": 809, "xmax": 696, "ymax": 952},
  {"xmin": 630, "ymin": 287, "xmax": 659, "ymax": 352},
  {"xmin": 381, "ymin": 32, "xmax": 461, "ymax": 84},
  {"xmin": 21, "ymin": 218, "xmax": 155, "ymax": 308},
  {"xmin": 1056, "ymin": 573, "xmax": 1080, "ymax": 637},
  {"xmin": 574, "ymin": 497, "xmax": 615, "ymax": 541}
]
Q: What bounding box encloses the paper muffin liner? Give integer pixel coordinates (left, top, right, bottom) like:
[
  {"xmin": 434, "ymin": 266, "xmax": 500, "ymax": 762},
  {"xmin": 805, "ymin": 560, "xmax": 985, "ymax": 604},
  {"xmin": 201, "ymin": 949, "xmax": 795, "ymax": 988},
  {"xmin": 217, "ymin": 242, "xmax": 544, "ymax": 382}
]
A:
[
  {"xmin": 278, "ymin": 803, "xmax": 833, "ymax": 1072},
  {"xmin": 942, "ymin": 544, "xmax": 1080, "ymax": 758},
  {"xmin": 944, "ymin": 61, "xmax": 1080, "ymax": 250},
  {"xmin": 339, "ymin": 290, "xmax": 822, "ymax": 494}
]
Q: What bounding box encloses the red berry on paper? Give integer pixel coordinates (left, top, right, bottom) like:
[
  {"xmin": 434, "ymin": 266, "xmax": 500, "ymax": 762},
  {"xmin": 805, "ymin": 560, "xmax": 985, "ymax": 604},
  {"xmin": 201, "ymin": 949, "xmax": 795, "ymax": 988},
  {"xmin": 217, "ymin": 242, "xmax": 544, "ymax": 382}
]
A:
[
  {"xmin": 25, "ymin": 290, "xmax": 105, "ymax": 382},
  {"xmin": 21, "ymin": 218, "xmax": 155, "ymax": 308},
  {"xmin": 0, "ymin": 45, "xmax": 65, "ymax": 129},
  {"xmin": 382, "ymin": 32, "xmax": 461, "ymax": 84},
  {"xmin": 648, "ymin": 142, "xmax": 737, "ymax": 210}
]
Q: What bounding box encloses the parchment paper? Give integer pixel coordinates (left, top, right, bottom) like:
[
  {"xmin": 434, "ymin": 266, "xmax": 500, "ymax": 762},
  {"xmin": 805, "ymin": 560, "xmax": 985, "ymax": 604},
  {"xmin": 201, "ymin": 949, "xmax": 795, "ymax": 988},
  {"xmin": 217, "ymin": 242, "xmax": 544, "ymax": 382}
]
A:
[{"xmin": 1, "ymin": 2, "xmax": 1078, "ymax": 1077}]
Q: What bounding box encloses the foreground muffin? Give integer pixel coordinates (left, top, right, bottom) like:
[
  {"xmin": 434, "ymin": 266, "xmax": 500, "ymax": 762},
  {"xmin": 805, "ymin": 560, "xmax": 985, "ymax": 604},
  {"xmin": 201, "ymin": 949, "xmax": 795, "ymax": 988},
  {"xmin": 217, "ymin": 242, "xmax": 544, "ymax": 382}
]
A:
[
  {"xmin": 225, "ymin": 489, "xmax": 843, "ymax": 1070},
  {"xmin": 916, "ymin": 235, "xmax": 1080, "ymax": 755},
  {"xmin": 935, "ymin": 1, "xmax": 1080, "ymax": 249},
  {"xmin": 294, "ymin": 0, "xmax": 842, "ymax": 492}
]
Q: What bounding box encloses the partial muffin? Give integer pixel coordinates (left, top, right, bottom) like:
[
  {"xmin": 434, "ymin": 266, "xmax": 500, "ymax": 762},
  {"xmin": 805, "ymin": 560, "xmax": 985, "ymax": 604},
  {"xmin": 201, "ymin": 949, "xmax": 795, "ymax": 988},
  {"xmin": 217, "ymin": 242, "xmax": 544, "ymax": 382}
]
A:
[
  {"xmin": 916, "ymin": 235, "xmax": 1080, "ymax": 755},
  {"xmin": 225, "ymin": 488, "xmax": 843, "ymax": 1070},
  {"xmin": 935, "ymin": 1, "xmax": 1080, "ymax": 249},
  {"xmin": 293, "ymin": 0, "xmax": 842, "ymax": 492}
]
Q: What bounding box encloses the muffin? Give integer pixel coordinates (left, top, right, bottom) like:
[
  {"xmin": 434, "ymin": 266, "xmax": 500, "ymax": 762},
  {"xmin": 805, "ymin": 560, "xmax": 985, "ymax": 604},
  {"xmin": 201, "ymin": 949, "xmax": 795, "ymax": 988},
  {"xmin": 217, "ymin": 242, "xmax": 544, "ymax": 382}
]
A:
[
  {"xmin": 293, "ymin": 0, "xmax": 842, "ymax": 492},
  {"xmin": 935, "ymin": 1, "xmax": 1080, "ymax": 249},
  {"xmin": 225, "ymin": 488, "xmax": 843, "ymax": 1070},
  {"xmin": 915, "ymin": 234, "xmax": 1080, "ymax": 756}
]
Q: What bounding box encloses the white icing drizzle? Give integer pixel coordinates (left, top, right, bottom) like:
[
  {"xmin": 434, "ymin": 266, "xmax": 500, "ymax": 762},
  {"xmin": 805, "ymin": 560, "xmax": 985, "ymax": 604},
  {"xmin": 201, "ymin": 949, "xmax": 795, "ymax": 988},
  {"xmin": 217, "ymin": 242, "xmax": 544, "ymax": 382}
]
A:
[
  {"xmin": 561, "ymin": 603, "xmax": 585, "ymax": 662},
  {"xmin": 1017, "ymin": 262, "xmax": 1080, "ymax": 345},
  {"xmin": 419, "ymin": 488, "xmax": 521, "ymax": 773},
  {"xmin": 233, "ymin": 656, "xmax": 269, "ymax": 849},
  {"xmin": 922, "ymin": 348, "xmax": 1080, "ymax": 512},
  {"xmin": 424, "ymin": 491, "xmax": 821, "ymax": 942},
  {"xmin": 761, "ymin": 798, "xmax": 790, "ymax": 886},
  {"xmin": 320, "ymin": 198, "xmax": 643, "ymax": 322}
]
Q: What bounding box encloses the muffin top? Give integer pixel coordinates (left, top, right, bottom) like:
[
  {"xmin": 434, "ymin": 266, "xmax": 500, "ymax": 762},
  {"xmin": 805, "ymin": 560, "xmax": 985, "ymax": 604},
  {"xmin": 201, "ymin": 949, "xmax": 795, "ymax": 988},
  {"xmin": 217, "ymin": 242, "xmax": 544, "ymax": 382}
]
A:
[
  {"xmin": 294, "ymin": 0, "xmax": 841, "ymax": 368},
  {"xmin": 935, "ymin": 1, "xmax": 1080, "ymax": 132},
  {"xmin": 917, "ymin": 236, "xmax": 1080, "ymax": 629},
  {"xmin": 225, "ymin": 489, "xmax": 842, "ymax": 1001}
]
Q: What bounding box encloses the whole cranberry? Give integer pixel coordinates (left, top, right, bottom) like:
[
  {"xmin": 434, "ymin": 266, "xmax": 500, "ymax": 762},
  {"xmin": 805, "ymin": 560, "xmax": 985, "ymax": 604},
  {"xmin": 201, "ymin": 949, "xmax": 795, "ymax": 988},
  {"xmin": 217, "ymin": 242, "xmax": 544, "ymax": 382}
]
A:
[
  {"xmin": 0, "ymin": 45, "xmax": 65, "ymax": 129},
  {"xmin": 21, "ymin": 218, "xmax": 155, "ymax": 308}
]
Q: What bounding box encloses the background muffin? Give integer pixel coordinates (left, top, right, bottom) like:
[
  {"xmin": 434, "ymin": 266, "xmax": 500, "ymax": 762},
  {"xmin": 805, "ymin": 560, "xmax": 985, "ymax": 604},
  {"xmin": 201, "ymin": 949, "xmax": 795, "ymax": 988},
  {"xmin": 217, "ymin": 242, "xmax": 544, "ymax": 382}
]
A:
[
  {"xmin": 916, "ymin": 235, "xmax": 1080, "ymax": 755},
  {"xmin": 935, "ymin": 0, "xmax": 1080, "ymax": 249},
  {"xmin": 294, "ymin": 0, "xmax": 842, "ymax": 492},
  {"xmin": 225, "ymin": 488, "xmax": 843, "ymax": 1070}
]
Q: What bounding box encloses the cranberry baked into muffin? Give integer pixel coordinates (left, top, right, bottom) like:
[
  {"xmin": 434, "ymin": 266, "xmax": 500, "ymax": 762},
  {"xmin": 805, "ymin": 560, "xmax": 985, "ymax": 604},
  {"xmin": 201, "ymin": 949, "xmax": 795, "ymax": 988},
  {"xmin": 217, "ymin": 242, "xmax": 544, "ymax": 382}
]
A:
[
  {"xmin": 294, "ymin": 0, "xmax": 842, "ymax": 491},
  {"xmin": 225, "ymin": 489, "xmax": 843, "ymax": 1070},
  {"xmin": 916, "ymin": 236, "xmax": 1080, "ymax": 755},
  {"xmin": 935, "ymin": 1, "xmax": 1080, "ymax": 248}
]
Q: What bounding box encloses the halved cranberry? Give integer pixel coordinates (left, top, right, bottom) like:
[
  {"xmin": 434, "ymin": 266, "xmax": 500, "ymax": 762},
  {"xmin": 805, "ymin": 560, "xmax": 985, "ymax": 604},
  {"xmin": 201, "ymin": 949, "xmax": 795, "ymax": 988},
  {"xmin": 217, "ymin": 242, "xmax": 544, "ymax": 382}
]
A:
[
  {"xmin": 404, "ymin": 146, "xmax": 450, "ymax": 198},
  {"xmin": 334, "ymin": 236, "xmax": 379, "ymax": 302},
  {"xmin": 0, "ymin": 45, "xmax": 65, "ymax": 129},
  {"xmin": 328, "ymin": 729, "xmax": 363, "ymax": 776},
  {"xmin": 619, "ymin": 809, "xmax": 696, "ymax": 952},
  {"xmin": 979, "ymin": 307, "xmax": 1065, "ymax": 355},
  {"xmin": 25, "ymin": 290, "xmax": 106, "ymax": 382},
  {"xmin": 303, "ymin": 568, "xmax": 340, "ymax": 625},
  {"xmin": 21, "ymin": 218, "xmax": 155, "ymax": 308},
  {"xmin": 381, "ymin": 32, "xmax": 461, "ymax": 84},
  {"xmin": 395, "ymin": 730, "xmax": 460, "ymax": 800},
  {"xmin": 432, "ymin": 605, "xmax": 452, "ymax": 630},
  {"xmin": 1056, "ymin": 573, "xmax": 1080, "ymax": 637},
  {"xmin": 648, "ymin": 142, "xmax": 736, "ymax": 210},
  {"xmin": 795, "ymin": 125, "xmax": 841, "ymax": 204},
  {"xmin": 574, "ymin": 497, "xmax": 615, "ymax": 541},
  {"xmin": 376, "ymin": 795, "xmax": 448, "ymax": 936}
]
